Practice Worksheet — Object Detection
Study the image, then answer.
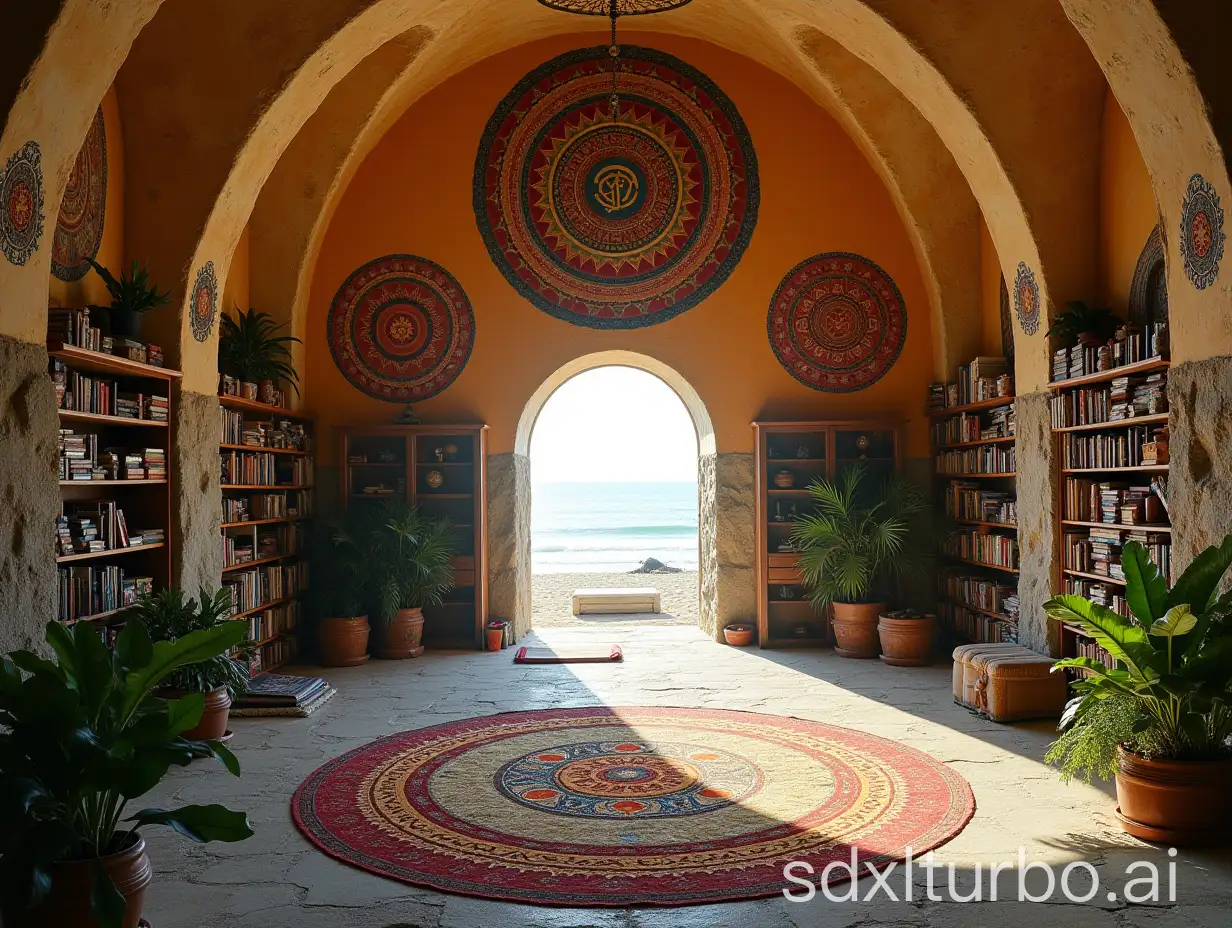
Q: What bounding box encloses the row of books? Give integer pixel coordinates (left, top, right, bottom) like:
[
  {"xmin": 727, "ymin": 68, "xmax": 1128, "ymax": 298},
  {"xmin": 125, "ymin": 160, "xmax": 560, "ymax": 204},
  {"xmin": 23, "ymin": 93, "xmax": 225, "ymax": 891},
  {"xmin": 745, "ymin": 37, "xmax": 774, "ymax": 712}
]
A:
[
  {"xmin": 927, "ymin": 357, "xmax": 1013, "ymax": 410},
  {"xmin": 57, "ymin": 566, "xmax": 153, "ymax": 622},
  {"xmin": 1070, "ymin": 634, "xmax": 1116, "ymax": 670},
  {"xmin": 48, "ymin": 309, "xmax": 165, "ymax": 365},
  {"xmin": 944, "ymin": 528, "xmax": 1019, "ymax": 570},
  {"xmin": 224, "ymin": 561, "xmax": 310, "ymax": 613},
  {"xmin": 943, "ymin": 482, "xmax": 1017, "ymax": 526},
  {"xmin": 221, "ymin": 523, "xmax": 306, "ymax": 567},
  {"xmin": 1060, "ymin": 424, "xmax": 1166, "ymax": 470},
  {"xmin": 1062, "ymin": 478, "xmax": 1167, "ymax": 525},
  {"xmin": 930, "ymin": 411, "xmax": 1014, "ymax": 447},
  {"xmin": 52, "ymin": 361, "xmax": 169, "ymax": 420},
  {"xmin": 220, "ymin": 409, "xmax": 312, "ymax": 451},
  {"xmin": 1048, "ymin": 374, "xmax": 1168, "ymax": 429},
  {"xmin": 1064, "ymin": 576, "xmax": 1128, "ymax": 618},
  {"xmin": 936, "ymin": 444, "xmax": 1016, "ymax": 475},
  {"xmin": 55, "ymin": 501, "xmax": 161, "ymax": 554},
  {"xmin": 1050, "ymin": 324, "xmax": 1167, "ymax": 382},
  {"xmin": 939, "ymin": 601, "xmax": 1018, "ymax": 644},
  {"xmin": 1062, "ymin": 526, "xmax": 1171, "ymax": 580},
  {"xmin": 248, "ymin": 637, "xmax": 297, "ymax": 676},
  {"xmin": 221, "ymin": 451, "xmax": 315, "ymax": 487},
  {"xmin": 247, "ymin": 600, "xmax": 301, "ymax": 643},
  {"xmin": 59, "ymin": 430, "xmax": 166, "ymax": 482},
  {"xmin": 941, "ymin": 571, "xmax": 1018, "ymax": 618}
]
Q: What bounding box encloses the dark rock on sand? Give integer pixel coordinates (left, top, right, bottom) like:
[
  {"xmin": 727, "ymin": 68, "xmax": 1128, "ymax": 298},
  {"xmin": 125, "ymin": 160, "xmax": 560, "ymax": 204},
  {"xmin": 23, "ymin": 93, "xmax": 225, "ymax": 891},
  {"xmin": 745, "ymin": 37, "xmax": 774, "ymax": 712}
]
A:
[{"xmin": 630, "ymin": 557, "xmax": 682, "ymax": 574}]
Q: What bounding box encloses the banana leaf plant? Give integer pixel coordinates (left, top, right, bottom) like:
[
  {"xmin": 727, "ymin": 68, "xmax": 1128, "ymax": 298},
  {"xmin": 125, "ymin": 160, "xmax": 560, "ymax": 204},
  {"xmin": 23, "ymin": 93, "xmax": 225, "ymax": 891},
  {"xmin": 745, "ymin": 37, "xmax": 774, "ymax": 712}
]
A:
[
  {"xmin": 1043, "ymin": 536, "xmax": 1232, "ymax": 782},
  {"xmin": 0, "ymin": 619, "xmax": 255, "ymax": 927}
]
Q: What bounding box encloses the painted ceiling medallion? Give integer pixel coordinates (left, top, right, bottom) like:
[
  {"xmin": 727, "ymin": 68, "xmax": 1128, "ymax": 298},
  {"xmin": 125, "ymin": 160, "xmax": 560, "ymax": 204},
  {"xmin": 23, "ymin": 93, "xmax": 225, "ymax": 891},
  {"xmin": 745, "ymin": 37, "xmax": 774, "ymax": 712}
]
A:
[
  {"xmin": 190, "ymin": 261, "xmax": 218, "ymax": 343},
  {"xmin": 474, "ymin": 45, "xmax": 759, "ymax": 329},
  {"xmin": 52, "ymin": 107, "xmax": 108, "ymax": 281},
  {"xmin": 767, "ymin": 253, "xmax": 907, "ymax": 393},
  {"xmin": 1013, "ymin": 261, "xmax": 1040, "ymax": 336},
  {"xmin": 1180, "ymin": 173, "xmax": 1224, "ymax": 290},
  {"xmin": 327, "ymin": 254, "xmax": 475, "ymax": 402},
  {"xmin": 0, "ymin": 141, "xmax": 45, "ymax": 266},
  {"xmin": 1129, "ymin": 223, "xmax": 1168, "ymax": 328}
]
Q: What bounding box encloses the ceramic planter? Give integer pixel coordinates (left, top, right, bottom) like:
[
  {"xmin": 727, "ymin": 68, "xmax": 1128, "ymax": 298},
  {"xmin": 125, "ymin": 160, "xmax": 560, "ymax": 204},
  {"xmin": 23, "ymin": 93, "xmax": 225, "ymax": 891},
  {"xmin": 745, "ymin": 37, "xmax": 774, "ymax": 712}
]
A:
[
  {"xmin": 831, "ymin": 602, "xmax": 885, "ymax": 658},
  {"xmin": 375, "ymin": 607, "xmax": 425, "ymax": 659},
  {"xmin": 108, "ymin": 306, "xmax": 144, "ymax": 339},
  {"xmin": 1114, "ymin": 746, "xmax": 1232, "ymax": 844},
  {"xmin": 9, "ymin": 833, "xmax": 152, "ymax": 928},
  {"xmin": 159, "ymin": 686, "xmax": 232, "ymax": 740},
  {"xmin": 723, "ymin": 623, "xmax": 755, "ymax": 646},
  {"xmin": 486, "ymin": 626, "xmax": 504, "ymax": 651},
  {"xmin": 317, "ymin": 615, "xmax": 371, "ymax": 666},
  {"xmin": 877, "ymin": 613, "xmax": 936, "ymax": 666}
]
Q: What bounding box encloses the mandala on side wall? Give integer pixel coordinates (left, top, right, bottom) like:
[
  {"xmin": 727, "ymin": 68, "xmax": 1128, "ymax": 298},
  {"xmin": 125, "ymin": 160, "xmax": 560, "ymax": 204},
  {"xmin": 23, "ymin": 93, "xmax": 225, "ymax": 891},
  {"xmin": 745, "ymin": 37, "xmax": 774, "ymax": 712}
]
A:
[
  {"xmin": 999, "ymin": 275, "xmax": 1014, "ymax": 361},
  {"xmin": 190, "ymin": 261, "xmax": 218, "ymax": 343},
  {"xmin": 1013, "ymin": 261, "xmax": 1040, "ymax": 336},
  {"xmin": 474, "ymin": 46, "xmax": 759, "ymax": 329},
  {"xmin": 1179, "ymin": 173, "xmax": 1224, "ymax": 290},
  {"xmin": 51, "ymin": 108, "xmax": 108, "ymax": 281},
  {"xmin": 0, "ymin": 141, "xmax": 45, "ymax": 266},
  {"xmin": 1129, "ymin": 223, "xmax": 1168, "ymax": 328},
  {"xmin": 327, "ymin": 254, "xmax": 475, "ymax": 402},
  {"xmin": 767, "ymin": 253, "xmax": 907, "ymax": 393}
]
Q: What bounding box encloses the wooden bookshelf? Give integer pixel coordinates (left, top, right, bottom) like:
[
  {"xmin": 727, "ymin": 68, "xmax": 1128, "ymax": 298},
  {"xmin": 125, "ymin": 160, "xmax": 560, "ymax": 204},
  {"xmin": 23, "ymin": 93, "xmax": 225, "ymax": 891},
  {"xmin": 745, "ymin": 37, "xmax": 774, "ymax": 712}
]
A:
[
  {"xmin": 927, "ymin": 396, "xmax": 1014, "ymax": 417},
  {"xmin": 753, "ymin": 420, "xmax": 901, "ymax": 649},
  {"xmin": 51, "ymin": 342, "xmax": 176, "ymax": 628},
  {"xmin": 219, "ymin": 394, "xmax": 315, "ymax": 677},
  {"xmin": 1047, "ymin": 356, "xmax": 1168, "ymax": 389},
  {"xmin": 340, "ymin": 425, "xmax": 489, "ymax": 649}
]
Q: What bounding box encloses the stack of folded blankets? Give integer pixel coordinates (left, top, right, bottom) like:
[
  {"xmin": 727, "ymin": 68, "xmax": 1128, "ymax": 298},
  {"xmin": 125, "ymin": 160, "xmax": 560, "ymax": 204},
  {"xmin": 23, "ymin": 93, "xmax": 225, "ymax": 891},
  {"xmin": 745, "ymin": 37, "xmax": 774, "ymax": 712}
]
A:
[{"xmin": 232, "ymin": 673, "xmax": 336, "ymax": 718}]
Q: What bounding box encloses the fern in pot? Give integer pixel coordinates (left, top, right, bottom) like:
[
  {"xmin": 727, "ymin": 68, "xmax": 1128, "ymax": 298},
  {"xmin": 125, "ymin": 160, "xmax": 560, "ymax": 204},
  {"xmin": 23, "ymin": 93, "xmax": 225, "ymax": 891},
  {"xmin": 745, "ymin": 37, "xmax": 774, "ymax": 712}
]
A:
[
  {"xmin": 1044, "ymin": 536, "xmax": 1232, "ymax": 844},
  {"xmin": 792, "ymin": 463, "xmax": 929, "ymax": 659},
  {"xmin": 217, "ymin": 308, "xmax": 301, "ymax": 404},
  {"xmin": 86, "ymin": 258, "xmax": 171, "ymax": 339}
]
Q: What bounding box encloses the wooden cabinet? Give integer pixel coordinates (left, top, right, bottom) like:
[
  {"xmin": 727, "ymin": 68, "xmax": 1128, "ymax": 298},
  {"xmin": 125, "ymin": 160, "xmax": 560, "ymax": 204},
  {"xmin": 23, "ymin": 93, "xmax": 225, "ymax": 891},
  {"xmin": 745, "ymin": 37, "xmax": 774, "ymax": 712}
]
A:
[
  {"xmin": 339, "ymin": 425, "xmax": 488, "ymax": 649},
  {"xmin": 753, "ymin": 420, "xmax": 901, "ymax": 648}
]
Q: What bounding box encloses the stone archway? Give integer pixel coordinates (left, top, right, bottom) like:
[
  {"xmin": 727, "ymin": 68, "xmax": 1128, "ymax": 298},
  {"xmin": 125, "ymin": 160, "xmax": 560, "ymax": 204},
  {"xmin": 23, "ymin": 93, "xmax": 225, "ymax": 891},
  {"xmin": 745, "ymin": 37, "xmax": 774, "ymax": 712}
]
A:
[{"xmin": 490, "ymin": 351, "xmax": 750, "ymax": 644}]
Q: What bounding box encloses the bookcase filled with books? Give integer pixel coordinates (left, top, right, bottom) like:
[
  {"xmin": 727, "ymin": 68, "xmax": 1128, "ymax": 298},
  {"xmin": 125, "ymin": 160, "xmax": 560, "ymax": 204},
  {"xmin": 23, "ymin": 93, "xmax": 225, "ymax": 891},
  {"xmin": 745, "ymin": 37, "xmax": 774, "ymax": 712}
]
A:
[
  {"xmin": 1048, "ymin": 323, "xmax": 1170, "ymax": 668},
  {"xmin": 48, "ymin": 308, "xmax": 176, "ymax": 634},
  {"xmin": 927, "ymin": 356, "xmax": 1020, "ymax": 645},
  {"xmin": 219, "ymin": 393, "xmax": 315, "ymax": 676}
]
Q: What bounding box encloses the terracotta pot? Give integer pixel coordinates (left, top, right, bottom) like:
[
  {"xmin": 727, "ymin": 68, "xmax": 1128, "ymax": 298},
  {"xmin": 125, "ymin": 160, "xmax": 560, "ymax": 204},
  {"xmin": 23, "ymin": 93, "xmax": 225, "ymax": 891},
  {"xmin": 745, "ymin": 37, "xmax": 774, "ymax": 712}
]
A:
[
  {"xmin": 831, "ymin": 602, "xmax": 885, "ymax": 658},
  {"xmin": 9, "ymin": 833, "xmax": 152, "ymax": 928},
  {"xmin": 486, "ymin": 627, "xmax": 504, "ymax": 651},
  {"xmin": 375, "ymin": 607, "xmax": 425, "ymax": 659},
  {"xmin": 159, "ymin": 687, "xmax": 232, "ymax": 740},
  {"xmin": 1114, "ymin": 746, "xmax": 1232, "ymax": 844},
  {"xmin": 724, "ymin": 624, "xmax": 755, "ymax": 647},
  {"xmin": 877, "ymin": 614, "xmax": 937, "ymax": 667},
  {"xmin": 317, "ymin": 615, "xmax": 371, "ymax": 666}
]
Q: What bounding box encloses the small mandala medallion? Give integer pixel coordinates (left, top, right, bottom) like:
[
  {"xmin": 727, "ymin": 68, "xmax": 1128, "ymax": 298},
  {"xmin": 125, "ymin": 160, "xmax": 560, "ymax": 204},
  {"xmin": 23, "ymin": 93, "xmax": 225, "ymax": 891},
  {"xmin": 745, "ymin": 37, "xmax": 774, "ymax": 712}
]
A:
[
  {"xmin": 190, "ymin": 261, "xmax": 218, "ymax": 342},
  {"xmin": 1, "ymin": 141, "xmax": 45, "ymax": 266},
  {"xmin": 1180, "ymin": 173, "xmax": 1224, "ymax": 290},
  {"xmin": 1013, "ymin": 261, "xmax": 1040, "ymax": 336}
]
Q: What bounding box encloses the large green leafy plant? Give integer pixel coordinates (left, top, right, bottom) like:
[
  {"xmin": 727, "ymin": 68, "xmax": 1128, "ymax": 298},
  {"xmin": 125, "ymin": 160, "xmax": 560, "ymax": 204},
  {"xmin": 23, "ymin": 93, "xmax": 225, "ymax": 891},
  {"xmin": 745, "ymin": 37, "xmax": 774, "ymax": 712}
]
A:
[
  {"xmin": 87, "ymin": 258, "xmax": 171, "ymax": 327},
  {"xmin": 1045, "ymin": 300, "xmax": 1121, "ymax": 345},
  {"xmin": 130, "ymin": 588, "xmax": 251, "ymax": 697},
  {"xmin": 218, "ymin": 308, "xmax": 301, "ymax": 395},
  {"xmin": 0, "ymin": 620, "xmax": 253, "ymax": 926},
  {"xmin": 1044, "ymin": 536, "xmax": 1232, "ymax": 783},
  {"xmin": 791, "ymin": 463, "xmax": 929, "ymax": 611},
  {"xmin": 333, "ymin": 500, "xmax": 456, "ymax": 626}
]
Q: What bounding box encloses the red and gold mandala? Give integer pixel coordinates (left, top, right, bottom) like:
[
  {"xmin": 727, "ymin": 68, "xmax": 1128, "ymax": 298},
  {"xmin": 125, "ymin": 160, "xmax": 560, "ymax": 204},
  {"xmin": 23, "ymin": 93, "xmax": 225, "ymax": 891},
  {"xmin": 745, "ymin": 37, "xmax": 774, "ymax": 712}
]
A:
[
  {"xmin": 292, "ymin": 706, "xmax": 974, "ymax": 906},
  {"xmin": 768, "ymin": 253, "xmax": 907, "ymax": 393},
  {"xmin": 474, "ymin": 46, "xmax": 759, "ymax": 328},
  {"xmin": 52, "ymin": 107, "xmax": 107, "ymax": 282},
  {"xmin": 326, "ymin": 255, "xmax": 475, "ymax": 402}
]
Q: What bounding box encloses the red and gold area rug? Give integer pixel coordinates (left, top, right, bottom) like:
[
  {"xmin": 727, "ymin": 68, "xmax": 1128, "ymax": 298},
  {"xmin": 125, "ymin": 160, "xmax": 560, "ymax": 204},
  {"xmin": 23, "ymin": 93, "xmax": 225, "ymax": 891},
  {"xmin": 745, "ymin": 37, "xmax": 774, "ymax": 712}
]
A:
[{"xmin": 291, "ymin": 707, "xmax": 974, "ymax": 906}]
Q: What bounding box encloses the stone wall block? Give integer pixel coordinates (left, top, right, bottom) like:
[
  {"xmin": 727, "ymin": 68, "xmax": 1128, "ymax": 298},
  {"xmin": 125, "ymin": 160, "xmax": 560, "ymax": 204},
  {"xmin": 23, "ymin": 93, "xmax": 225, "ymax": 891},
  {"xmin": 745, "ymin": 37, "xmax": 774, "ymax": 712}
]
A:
[
  {"xmin": 1014, "ymin": 391, "xmax": 1057, "ymax": 653},
  {"xmin": 173, "ymin": 387, "xmax": 223, "ymax": 595},
  {"xmin": 1168, "ymin": 358, "xmax": 1232, "ymax": 575},
  {"xmin": 700, "ymin": 452, "xmax": 756, "ymax": 639},
  {"xmin": 487, "ymin": 453, "xmax": 531, "ymax": 641}
]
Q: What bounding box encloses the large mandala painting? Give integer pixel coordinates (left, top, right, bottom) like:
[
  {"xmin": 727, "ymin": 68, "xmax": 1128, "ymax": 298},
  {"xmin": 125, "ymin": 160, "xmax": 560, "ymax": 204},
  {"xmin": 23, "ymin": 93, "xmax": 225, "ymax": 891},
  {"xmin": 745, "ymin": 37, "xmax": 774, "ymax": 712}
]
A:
[
  {"xmin": 51, "ymin": 107, "xmax": 108, "ymax": 281},
  {"xmin": 327, "ymin": 255, "xmax": 475, "ymax": 402},
  {"xmin": 1129, "ymin": 223, "xmax": 1167, "ymax": 329},
  {"xmin": 1179, "ymin": 173, "xmax": 1224, "ymax": 290},
  {"xmin": 767, "ymin": 253, "xmax": 907, "ymax": 393},
  {"xmin": 0, "ymin": 141, "xmax": 45, "ymax": 267},
  {"xmin": 474, "ymin": 46, "xmax": 759, "ymax": 329},
  {"xmin": 293, "ymin": 706, "xmax": 974, "ymax": 906}
]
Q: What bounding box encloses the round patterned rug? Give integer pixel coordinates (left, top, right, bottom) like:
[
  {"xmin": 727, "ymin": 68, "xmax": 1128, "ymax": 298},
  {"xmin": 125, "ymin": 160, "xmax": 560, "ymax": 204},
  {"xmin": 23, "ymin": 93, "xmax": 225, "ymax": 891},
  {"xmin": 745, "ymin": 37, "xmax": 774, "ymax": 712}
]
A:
[
  {"xmin": 474, "ymin": 46, "xmax": 758, "ymax": 329},
  {"xmin": 768, "ymin": 253, "xmax": 907, "ymax": 393},
  {"xmin": 292, "ymin": 707, "xmax": 974, "ymax": 906},
  {"xmin": 327, "ymin": 254, "xmax": 475, "ymax": 402}
]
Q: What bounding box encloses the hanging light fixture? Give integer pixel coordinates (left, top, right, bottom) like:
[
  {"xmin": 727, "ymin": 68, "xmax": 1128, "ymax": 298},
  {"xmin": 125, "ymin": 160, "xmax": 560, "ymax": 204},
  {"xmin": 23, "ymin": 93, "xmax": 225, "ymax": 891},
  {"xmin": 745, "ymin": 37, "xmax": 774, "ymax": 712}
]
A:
[{"xmin": 536, "ymin": 0, "xmax": 695, "ymax": 118}]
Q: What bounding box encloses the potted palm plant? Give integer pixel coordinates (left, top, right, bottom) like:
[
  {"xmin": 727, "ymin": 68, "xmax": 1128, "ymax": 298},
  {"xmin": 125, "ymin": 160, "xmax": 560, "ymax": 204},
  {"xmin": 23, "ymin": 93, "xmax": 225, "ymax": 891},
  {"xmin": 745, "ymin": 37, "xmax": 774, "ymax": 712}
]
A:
[
  {"xmin": 1046, "ymin": 300, "xmax": 1121, "ymax": 348},
  {"xmin": 314, "ymin": 521, "xmax": 372, "ymax": 667},
  {"xmin": 131, "ymin": 587, "xmax": 251, "ymax": 741},
  {"xmin": 218, "ymin": 307, "xmax": 301, "ymax": 404},
  {"xmin": 0, "ymin": 619, "xmax": 253, "ymax": 928},
  {"xmin": 86, "ymin": 258, "xmax": 171, "ymax": 339},
  {"xmin": 792, "ymin": 463, "xmax": 928, "ymax": 659},
  {"xmin": 1044, "ymin": 536, "xmax": 1232, "ymax": 844}
]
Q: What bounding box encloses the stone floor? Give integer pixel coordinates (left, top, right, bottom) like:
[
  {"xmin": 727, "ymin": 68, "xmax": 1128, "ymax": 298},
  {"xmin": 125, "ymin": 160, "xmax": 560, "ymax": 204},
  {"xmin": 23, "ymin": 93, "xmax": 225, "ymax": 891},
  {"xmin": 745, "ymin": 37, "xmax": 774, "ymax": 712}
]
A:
[{"xmin": 142, "ymin": 625, "xmax": 1232, "ymax": 928}]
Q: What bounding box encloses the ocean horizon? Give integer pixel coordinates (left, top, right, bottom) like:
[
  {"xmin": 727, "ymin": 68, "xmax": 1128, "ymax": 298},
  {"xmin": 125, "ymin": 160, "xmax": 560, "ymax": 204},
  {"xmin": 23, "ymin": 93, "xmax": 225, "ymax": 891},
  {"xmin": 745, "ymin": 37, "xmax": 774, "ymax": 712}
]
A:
[{"xmin": 531, "ymin": 481, "xmax": 699, "ymax": 574}]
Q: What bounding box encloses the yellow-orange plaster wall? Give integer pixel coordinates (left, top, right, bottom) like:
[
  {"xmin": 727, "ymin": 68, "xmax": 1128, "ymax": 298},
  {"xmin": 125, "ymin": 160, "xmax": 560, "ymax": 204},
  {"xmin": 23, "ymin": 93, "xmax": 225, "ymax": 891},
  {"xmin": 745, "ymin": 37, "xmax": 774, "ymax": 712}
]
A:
[
  {"xmin": 1098, "ymin": 88, "xmax": 1158, "ymax": 313},
  {"xmin": 304, "ymin": 35, "xmax": 937, "ymax": 461}
]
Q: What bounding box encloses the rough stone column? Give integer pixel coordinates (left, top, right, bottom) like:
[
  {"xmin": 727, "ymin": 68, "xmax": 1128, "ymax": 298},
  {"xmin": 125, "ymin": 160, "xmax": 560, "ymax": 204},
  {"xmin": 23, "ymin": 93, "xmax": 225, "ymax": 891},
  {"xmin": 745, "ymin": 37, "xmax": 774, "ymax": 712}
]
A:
[
  {"xmin": 0, "ymin": 337, "xmax": 59, "ymax": 653},
  {"xmin": 172, "ymin": 387, "xmax": 223, "ymax": 595},
  {"xmin": 1014, "ymin": 391, "xmax": 1057, "ymax": 653},
  {"xmin": 699, "ymin": 452, "xmax": 756, "ymax": 640},
  {"xmin": 1168, "ymin": 358, "xmax": 1232, "ymax": 573},
  {"xmin": 487, "ymin": 452, "xmax": 531, "ymax": 642}
]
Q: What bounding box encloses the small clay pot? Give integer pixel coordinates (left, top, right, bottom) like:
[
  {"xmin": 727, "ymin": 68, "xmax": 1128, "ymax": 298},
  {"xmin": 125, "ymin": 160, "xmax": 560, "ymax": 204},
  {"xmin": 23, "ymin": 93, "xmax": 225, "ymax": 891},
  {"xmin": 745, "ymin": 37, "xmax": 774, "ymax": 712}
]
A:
[
  {"xmin": 375, "ymin": 607, "xmax": 425, "ymax": 659},
  {"xmin": 724, "ymin": 624, "xmax": 755, "ymax": 647},
  {"xmin": 1114, "ymin": 746, "xmax": 1232, "ymax": 844},
  {"xmin": 160, "ymin": 687, "xmax": 232, "ymax": 741},
  {"xmin": 831, "ymin": 602, "xmax": 885, "ymax": 658},
  {"xmin": 877, "ymin": 613, "xmax": 936, "ymax": 667},
  {"xmin": 486, "ymin": 626, "xmax": 505, "ymax": 651},
  {"xmin": 240, "ymin": 381, "xmax": 259, "ymax": 401},
  {"xmin": 317, "ymin": 615, "xmax": 371, "ymax": 666},
  {"xmin": 8, "ymin": 833, "xmax": 152, "ymax": 928}
]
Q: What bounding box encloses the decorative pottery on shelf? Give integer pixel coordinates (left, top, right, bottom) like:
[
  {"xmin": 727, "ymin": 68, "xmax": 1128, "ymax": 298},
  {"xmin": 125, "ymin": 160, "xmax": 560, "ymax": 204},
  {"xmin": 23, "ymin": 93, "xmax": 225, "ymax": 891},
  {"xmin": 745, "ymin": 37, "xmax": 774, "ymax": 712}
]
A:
[
  {"xmin": 258, "ymin": 380, "xmax": 277, "ymax": 405},
  {"xmin": 443, "ymin": 443, "xmax": 459, "ymax": 462},
  {"xmin": 723, "ymin": 623, "xmax": 755, "ymax": 647},
  {"xmin": 425, "ymin": 469, "xmax": 444, "ymax": 490},
  {"xmin": 240, "ymin": 381, "xmax": 258, "ymax": 401},
  {"xmin": 831, "ymin": 601, "xmax": 885, "ymax": 659},
  {"xmin": 773, "ymin": 470, "xmax": 795, "ymax": 489}
]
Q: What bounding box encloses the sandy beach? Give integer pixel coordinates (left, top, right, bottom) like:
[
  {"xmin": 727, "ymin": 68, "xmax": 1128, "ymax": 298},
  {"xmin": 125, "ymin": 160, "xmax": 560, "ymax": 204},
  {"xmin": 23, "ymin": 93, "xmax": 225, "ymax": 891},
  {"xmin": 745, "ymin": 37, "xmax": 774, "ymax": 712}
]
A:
[{"xmin": 532, "ymin": 571, "xmax": 699, "ymax": 627}]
